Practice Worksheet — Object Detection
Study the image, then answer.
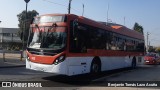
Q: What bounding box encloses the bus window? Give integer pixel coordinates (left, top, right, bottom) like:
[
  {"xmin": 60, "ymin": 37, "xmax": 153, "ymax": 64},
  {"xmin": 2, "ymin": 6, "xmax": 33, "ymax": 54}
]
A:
[
  {"xmin": 69, "ymin": 21, "xmax": 88, "ymax": 53},
  {"xmin": 136, "ymin": 42, "xmax": 145, "ymax": 52},
  {"xmin": 106, "ymin": 32, "xmax": 112, "ymax": 50},
  {"xmin": 110, "ymin": 33, "xmax": 117, "ymax": 50},
  {"xmin": 95, "ymin": 29, "xmax": 106, "ymax": 49},
  {"xmin": 76, "ymin": 25, "xmax": 88, "ymax": 53}
]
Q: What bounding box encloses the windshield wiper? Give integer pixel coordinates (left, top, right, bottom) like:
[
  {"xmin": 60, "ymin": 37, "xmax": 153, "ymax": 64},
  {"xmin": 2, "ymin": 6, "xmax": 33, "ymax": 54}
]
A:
[
  {"xmin": 44, "ymin": 23, "xmax": 58, "ymax": 48},
  {"xmin": 35, "ymin": 24, "xmax": 43, "ymax": 47},
  {"xmin": 40, "ymin": 23, "xmax": 57, "ymax": 48}
]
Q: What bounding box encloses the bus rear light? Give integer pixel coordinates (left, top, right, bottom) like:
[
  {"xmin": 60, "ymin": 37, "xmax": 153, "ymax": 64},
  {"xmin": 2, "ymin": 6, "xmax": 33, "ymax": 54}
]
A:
[{"xmin": 54, "ymin": 55, "xmax": 66, "ymax": 65}]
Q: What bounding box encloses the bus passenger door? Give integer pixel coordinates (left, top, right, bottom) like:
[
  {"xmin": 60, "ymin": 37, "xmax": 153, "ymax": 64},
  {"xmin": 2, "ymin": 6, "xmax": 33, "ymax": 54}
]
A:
[{"xmin": 69, "ymin": 20, "xmax": 88, "ymax": 53}]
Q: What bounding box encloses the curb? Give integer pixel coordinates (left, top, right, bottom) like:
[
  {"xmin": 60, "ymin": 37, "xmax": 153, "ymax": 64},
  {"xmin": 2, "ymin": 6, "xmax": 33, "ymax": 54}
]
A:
[
  {"xmin": 0, "ymin": 65, "xmax": 25, "ymax": 68},
  {"xmin": 0, "ymin": 62, "xmax": 25, "ymax": 68}
]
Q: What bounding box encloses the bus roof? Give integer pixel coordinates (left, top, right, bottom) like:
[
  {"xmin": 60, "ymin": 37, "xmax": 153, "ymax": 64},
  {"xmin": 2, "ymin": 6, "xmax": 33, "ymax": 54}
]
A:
[
  {"xmin": 36, "ymin": 13, "xmax": 144, "ymax": 40},
  {"xmin": 74, "ymin": 14, "xmax": 144, "ymax": 40},
  {"xmin": 110, "ymin": 24, "xmax": 144, "ymax": 40}
]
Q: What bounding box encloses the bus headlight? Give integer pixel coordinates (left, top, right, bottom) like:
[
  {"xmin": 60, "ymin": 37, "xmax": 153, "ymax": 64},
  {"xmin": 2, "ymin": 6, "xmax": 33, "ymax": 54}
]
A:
[
  {"xmin": 54, "ymin": 55, "xmax": 66, "ymax": 65},
  {"xmin": 27, "ymin": 55, "xmax": 30, "ymax": 61}
]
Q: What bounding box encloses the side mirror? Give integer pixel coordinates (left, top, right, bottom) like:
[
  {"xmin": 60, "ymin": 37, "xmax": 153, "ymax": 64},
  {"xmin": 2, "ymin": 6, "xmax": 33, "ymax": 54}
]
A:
[{"xmin": 31, "ymin": 18, "xmax": 34, "ymax": 24}]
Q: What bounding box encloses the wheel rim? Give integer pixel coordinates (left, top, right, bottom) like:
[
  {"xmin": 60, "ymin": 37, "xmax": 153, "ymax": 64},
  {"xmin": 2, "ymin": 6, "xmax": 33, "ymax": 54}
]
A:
[
  {"xmin": 132, "ymin": 61, "xmax": 136, "ymax": 68},
  {"xmin": 92, "ymin": 63, "xmax": 99, "ymax": 73}
]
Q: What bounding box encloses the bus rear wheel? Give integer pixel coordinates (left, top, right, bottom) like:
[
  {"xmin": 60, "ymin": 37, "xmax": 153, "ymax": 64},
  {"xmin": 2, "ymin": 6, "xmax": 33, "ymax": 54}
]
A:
[
  {"xmin": 90, "ymin": 59, "xmax": 101, "ymax": 75},
  {"xmin": 131, "ymin": 57, "xmax": 136, "ymax": 69}
]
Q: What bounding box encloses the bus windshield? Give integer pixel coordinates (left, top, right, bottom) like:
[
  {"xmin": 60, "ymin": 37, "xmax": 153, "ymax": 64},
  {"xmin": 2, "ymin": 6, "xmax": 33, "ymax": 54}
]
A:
[{"xmin": 28, "ymin": 27, "xmax": 67, "ymax": 50}]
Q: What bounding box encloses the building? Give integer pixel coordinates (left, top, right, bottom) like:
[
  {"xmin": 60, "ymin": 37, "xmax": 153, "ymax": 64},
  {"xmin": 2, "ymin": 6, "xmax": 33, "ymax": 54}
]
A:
[{"xmin": 0, "ymin": 28, "xmax": 22, "ymax": 50}]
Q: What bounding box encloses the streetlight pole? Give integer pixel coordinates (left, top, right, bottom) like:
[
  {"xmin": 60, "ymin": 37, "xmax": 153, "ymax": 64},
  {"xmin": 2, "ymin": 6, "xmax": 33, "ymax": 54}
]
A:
[
  {"xmin": 82, "ymin": 4, "xmax": 84, "ymax": 16},
  {"xmin": 107, "ymin": 3, "xmax": 110, "ymax": 24},
  {"xmin": 147, "ymin": 32, "xmax": 149, "ymax": 52},
  {"xmin": 23, "ymin": 0, "xmax": 30, "ymax": 50},
  {"xmin": 68, "ymin": 0, "xmax": 72, "ymax": 14},
  {"xmin": 21, "ymin": 0, "xmax": 30, "ymax": 58},
  {"xmin": 0, "ymin": 21, "xmax": 2, "ymax": 48}
]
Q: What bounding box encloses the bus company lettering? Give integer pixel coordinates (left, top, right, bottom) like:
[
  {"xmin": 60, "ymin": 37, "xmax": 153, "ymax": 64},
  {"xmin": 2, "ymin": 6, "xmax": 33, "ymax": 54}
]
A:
[
  {"xmin": 146, "ymin": 83, "xmax": 157, "ymax": 86},
  {"xmin": 12, "ymin": 82, "xmax": 42, "ymax": 87},
  {"xmin": 108, "ymin": 83, "xmax": 158, "ymax": 87},
  {"xmin": 12, "ymin": 82, "xmax": 27, "ymax": 87},
  {"xmin": 108, "ymin": 83, "xmax": 125, "ymax": 87},
  {"xmin": 28, "ymin": 83, "xmax": 42, "ymax": 87},
  {"xmin": 136, "ymin": 83, "xmax": 145, "ymax": 86},
  {"xmin": 125, "ymin": 83, "xmax": 136, "ymax": 87},
  {"xmin": 125, "ymin": 83, "xmax": 157, "ymax": 87}
]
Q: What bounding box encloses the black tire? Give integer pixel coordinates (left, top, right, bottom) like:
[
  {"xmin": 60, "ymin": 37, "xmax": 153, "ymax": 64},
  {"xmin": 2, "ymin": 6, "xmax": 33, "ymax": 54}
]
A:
[
  {"xmin": 131, "ymin": 57, "xmax": 136, "ymax": 69},
  {"xmin": 90, "ymin": 59, "xmax": 101, "ymax": 74}
]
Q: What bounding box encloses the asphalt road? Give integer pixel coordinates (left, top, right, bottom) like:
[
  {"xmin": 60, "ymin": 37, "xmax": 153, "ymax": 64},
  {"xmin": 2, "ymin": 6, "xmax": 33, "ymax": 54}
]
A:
[
  {"xmin": 99, "ymin": 65, "xmax": 160, "ymax": 81},
  {"xmin": 0, "ymin": 65, "xmax": 160, "ymax": 90},
  {"xmin": 0, "ymin": 67, "xmax": 134, "ymax": 86}
]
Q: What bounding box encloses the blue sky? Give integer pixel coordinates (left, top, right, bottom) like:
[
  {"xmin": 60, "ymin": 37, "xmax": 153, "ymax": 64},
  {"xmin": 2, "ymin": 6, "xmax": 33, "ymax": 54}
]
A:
[{"xmin": 0, "ymin": 0, "xmax": 160, "ymax": 46}]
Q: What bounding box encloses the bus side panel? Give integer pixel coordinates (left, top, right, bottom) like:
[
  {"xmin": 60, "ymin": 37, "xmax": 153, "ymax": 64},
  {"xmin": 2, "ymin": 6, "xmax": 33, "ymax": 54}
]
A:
[
  {"xmin": 66, "ymin": 56, "xmax": 133, "ymax": 76},
  {"xmin": 100, "ymin": 56, "xmax": 132, "ymax": 71},
  {"xmin": 26, "ymin": 56, "xmax": 144, "ymax": 76},
  {"xmin": 66, "ymin": 57, "xmax": 93, "ymax": 76}
]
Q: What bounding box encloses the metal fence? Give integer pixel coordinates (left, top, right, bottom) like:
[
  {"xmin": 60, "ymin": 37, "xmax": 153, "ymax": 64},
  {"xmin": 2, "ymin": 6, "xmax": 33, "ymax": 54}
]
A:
[
  {"xmin": 0, "ymin": 50, "xmax": 24, "ymax": 62},
  {"xmin": 0, "ymin": 33, "xmax": 23, "ymax": 50}
]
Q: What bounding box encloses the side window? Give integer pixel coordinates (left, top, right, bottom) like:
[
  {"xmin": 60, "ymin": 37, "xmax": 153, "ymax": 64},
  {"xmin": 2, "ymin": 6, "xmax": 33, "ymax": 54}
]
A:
[
  {"xmin": 106, "ymin": 32, "xmax": 112, "ymax": 50},
  {"xmin": 89, "ymin": 28, "xmax": 106, "ymax": 49},
  {"xmin": 89, "ymin": 27, "xmax": 98, "ymax": 49},
  {"xmin": 69, "ymin": 21, "xmax": 76, "ymax": 52},
  {"xmin": 136, "ymin": 42, "xmax": 145, "ymax": 52},
  {"xmin": 117, "ymin": 36, "xmax": 124, "ymax": 51},
  {"xmin": 110, "ymin": 33, "xmax": 117, "ymax": 50},
  {"xmin": 69, "ymin": 21, "xmax": 88, "ymax": 53},
  {"xmin": 76, "ymin": 24, "xmax": 88, "ymax": 52},
  {"xmin": 105, "ymin": 31, "xmax": 110, "ymax": 50},
  {"xmin": 97, "ymin": 29, "xmax": 106, "ymax": 49}
]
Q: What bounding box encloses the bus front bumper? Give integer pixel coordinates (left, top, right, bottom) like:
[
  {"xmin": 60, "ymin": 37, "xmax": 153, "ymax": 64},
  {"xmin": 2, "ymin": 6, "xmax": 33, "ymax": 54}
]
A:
[{"xmin": 26, "ymin": 59, "xmax": 68, "ymax": 75}]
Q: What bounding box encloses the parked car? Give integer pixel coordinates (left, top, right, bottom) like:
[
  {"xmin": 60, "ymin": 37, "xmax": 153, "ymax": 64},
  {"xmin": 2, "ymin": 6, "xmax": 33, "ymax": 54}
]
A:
[{"xmin": 144, "ymin": 53, "xmax": 160, "ymax": 65}]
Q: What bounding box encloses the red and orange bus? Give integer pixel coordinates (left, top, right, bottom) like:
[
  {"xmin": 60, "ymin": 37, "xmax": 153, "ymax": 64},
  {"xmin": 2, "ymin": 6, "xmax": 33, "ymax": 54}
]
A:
[{"xmin": 26, "ymin": 14, "xmax": 145, "ymax": 76}]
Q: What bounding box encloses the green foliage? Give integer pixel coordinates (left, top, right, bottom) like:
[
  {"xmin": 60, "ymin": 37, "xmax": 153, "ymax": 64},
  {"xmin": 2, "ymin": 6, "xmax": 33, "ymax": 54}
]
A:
[
  {"xmin": 133, "ymin": 22, "xmax": 144, "ymax": 34},
  {"xmin": 155, "ymin": 47, "xmax": 160, "ymax": 53},
  {"xmin": 155, "ymin": 47, "xmax": 160, "ymax": 55},
  {"xmin": 17, "ymin": 10, "xmax": 39, "ymax": 41},
  {"xmin": 148, "ymin": 46, "xmax": 156, "ymax": 52}
]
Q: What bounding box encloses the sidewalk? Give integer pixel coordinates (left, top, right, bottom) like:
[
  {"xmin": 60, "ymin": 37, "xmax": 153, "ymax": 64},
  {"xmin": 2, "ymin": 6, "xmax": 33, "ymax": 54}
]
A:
[{"xmin": 0, "ymin": 53, "xmax": 25, "ymax": 68}]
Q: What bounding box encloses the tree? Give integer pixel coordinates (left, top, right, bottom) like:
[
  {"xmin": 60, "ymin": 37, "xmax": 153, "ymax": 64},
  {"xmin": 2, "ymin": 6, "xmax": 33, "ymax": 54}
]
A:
[
  {"xmin": 155, "ymin": 47, "xmax": 160, "ymax": 55},
  {"xmin": 17, "ymin": 10, "xmax": 39, "ymax": 41},
  {"xmin": 148, "ymin": 46, "xmax": 156, "ymax": 52},
  {"xmin": 133, "ymin": 22, "xmax": 144, "ymax": 34}
]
